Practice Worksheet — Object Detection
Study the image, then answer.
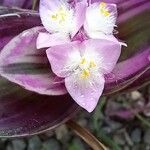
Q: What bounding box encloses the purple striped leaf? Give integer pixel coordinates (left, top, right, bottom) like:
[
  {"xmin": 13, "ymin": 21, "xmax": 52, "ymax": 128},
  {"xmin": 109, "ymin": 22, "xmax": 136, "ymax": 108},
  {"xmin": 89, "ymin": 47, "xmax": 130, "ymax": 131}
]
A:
[
  {"xmin": 0, "ymin": 0, "xmax": 33, "ymax": 9},
  {"xmin": 0, "ymin": 26, "xmax": 67, "ymax": 95},
  {"xmin": 104, "ymin": 47, "xmax": 150, "ymax": 95},
  {"xmin": 0, "ymin": 77, "xmax": 78, "ymax": 137},
  {"xmin": 0, "ymin": 8, "xmax": 78, "ymax": 137},
  {"xmin": 120, "ymin": 69, "xmax": 150, "ymax": 93}
]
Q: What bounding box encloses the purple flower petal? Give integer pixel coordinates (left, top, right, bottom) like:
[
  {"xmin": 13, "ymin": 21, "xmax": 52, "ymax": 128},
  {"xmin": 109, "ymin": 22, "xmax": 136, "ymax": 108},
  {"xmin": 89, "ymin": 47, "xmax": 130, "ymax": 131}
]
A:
[
  {"xmin": 84, "ymin": 2, "xmax": 117, "ymax": 38},
  {"xmin": 46, "ymin": 41, "xmax": 81, "ymax": 77},
  {"xmin": 36, "ymin": 32, "xmax": 70, "ymax": 49},
  {"xmin": 83, "ymin": 39, "xmax": 121, "ymax": 74},
  {"xmin": 65, "ymin": 73, "xmax": 105, "ymax": 112},
  {"xmin": 39, "ymin": 0, "xmax": 86, "ymax": 37},
  {"xmin": 90, "ymin": 0, "xmax": 150, "ymax": 24},
  {"xmin": 39, "ymin": 0, "xmax": 71, "ymax": 33},
  {"xmin": 71, "ymin": 0, "xmax": 87, "ymax": 37},
  {"xmin": 40, "ymin": 0, "xmax": 63, "ymax": 10},
  {"xmin": 0, "ymin": 26, "xmax": 67, "ymax": 95}
]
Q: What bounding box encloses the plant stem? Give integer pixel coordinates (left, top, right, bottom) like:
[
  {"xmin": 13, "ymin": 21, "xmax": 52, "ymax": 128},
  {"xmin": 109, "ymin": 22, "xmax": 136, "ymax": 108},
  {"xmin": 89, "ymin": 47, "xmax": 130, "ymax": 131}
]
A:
[
  {"xmin": 96, "ymin": 129, "xmax": 121, "ymax": 150},
  {"xmin": 66, "ymin": 120, "xmax": 108, "ymax": 150},
  {"xmin": 32, "ymin": 0, "xmax": 38, "ymax": 10},
  {"xmin": 136, "ymin": 114, "xmax": 150, "ymax": 128}
]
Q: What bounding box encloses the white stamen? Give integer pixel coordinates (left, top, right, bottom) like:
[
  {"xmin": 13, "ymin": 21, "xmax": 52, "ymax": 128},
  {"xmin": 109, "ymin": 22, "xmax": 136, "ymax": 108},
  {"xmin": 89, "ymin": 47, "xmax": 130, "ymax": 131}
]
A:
[
  {"xmin": 84, "ymin": 2, "xmax": 117, "ymax": 38},
  {"xmin": 63, "ymin": 49, "xmax": 101, "ymax": 80},
  {"xmin": 50, "ymin": 5, "xmax": 75, "ymax": 33}
]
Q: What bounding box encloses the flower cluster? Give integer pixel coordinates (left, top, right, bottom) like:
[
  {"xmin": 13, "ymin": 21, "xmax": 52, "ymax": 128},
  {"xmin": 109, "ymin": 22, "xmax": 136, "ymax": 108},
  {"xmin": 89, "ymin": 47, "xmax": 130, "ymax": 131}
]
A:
[{"xmin": 36, "ymin": 0, "xmax": 125, "ymax": 112}]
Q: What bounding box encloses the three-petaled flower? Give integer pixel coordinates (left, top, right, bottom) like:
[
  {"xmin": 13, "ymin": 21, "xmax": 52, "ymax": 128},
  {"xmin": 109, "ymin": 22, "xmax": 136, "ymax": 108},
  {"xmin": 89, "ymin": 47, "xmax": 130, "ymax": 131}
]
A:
[
  {"xmin": 84, "ymin": 2, "xmax": 117, "ymax": 40},
  {"xmin": 37, "ymin": 0, "xmax": 87, "ymax": 49},
  {"xmin": 46, "ymin": 39, "xmax": 121, "ymax": 112},
  {"xmin": 36, "ymin": 0, "xmax": 124, "ymax": 112}
]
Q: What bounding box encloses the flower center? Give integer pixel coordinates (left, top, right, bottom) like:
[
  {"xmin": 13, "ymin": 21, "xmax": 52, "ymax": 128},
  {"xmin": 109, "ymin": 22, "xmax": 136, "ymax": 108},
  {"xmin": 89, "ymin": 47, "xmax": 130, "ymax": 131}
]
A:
[
  {"xmin": 79, "ymin": 57, "xmax": 97, "ymax": 79},
  {"xmin": 51, "ymin": 6, "xmax": 68, "ymax": 24},
  {"xmin": 99, "ymin": 2, "xmax": 110, "ymax": 16}
]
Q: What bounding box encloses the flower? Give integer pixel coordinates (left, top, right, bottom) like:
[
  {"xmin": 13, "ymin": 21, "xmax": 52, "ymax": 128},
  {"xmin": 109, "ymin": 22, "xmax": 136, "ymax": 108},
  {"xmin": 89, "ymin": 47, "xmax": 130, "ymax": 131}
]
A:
[
  {"xmin": 36, "ymin": 0, "xmax": 87, "ymax": 49},
  {"xmin": 46, "ymin": 39, "xmax": 121, "ymax": 112},
  {"xmin": 84, "ymin": 2, "xmax": 117, "ymax": 39},
  {"xmin": 36, "ymin": 0, "xmax": 125, "ymax": 112}
]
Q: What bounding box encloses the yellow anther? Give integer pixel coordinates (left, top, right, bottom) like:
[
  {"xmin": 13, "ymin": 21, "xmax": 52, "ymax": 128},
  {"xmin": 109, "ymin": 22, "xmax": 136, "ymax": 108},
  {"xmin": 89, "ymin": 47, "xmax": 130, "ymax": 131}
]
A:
[
  {"xmin": 89, "ymin": 61, "xmax": 96, "ymax": 68},
  {"xmin": 51, "ymin": 6, "xmax": 67, "ymax": 24},
  {"xmin": 102, "ymin": 9, "xmax": 110, "ymax": 16},
  {"xmin": 99, "ymin": 2, "xmax": 110, "ymax": 16},
  {"xmin": 59, "ymin": 7, "xmax": 64, "ymax": 11},
  {"xmin": 100, "ymin": 2, "xmax": 106, "ymax": 8},
  {"xmin": 80, "ymin": 57, "xmax": 86, "ymax": 65},
  {"xmin": 51, "ymin": 14, "xmax": 58, "ymax": 20},
  {"xmin": 81, "ymin": 69, "xmax": 90, "ymax": 79}
]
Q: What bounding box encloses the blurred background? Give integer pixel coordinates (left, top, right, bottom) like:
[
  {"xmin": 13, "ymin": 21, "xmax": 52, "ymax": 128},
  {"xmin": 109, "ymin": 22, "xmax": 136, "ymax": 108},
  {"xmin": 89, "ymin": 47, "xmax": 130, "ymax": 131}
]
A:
[{"xmin": 0, "ymin": 85, "xmax": 149, "ymax": 150}]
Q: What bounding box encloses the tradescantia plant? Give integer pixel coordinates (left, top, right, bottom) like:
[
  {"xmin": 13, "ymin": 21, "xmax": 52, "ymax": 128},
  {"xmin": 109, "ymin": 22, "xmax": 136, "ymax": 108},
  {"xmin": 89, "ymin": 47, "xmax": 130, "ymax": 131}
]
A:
[
  {"xmin": 0, "ymin": 0, "xmax": 149, "ymax": 149},
  {"xmin": 0, "ymin": 0, "xmax": 33, "ymax": 9}
]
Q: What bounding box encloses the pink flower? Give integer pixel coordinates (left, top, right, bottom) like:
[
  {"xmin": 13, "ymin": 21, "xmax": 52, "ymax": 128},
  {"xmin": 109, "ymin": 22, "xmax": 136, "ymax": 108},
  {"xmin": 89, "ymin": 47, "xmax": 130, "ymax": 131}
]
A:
[
  {"xmin": 35, "ymin": 0, "xmax": 124, "ymax": 112},
  {"xmin": 36, "ymin": 0, "xmax": 87, "ymax": 49},
  {"xmin": 84, "ymin": 2, "xmax": 117, "ymax": 40},
  {"xmin": 84, "ymin": 1, "xmax": 126, "ymax": 46},
  {"xmin": 46, "ymin": 39, "xmax": 121, "ymax": 112}
]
